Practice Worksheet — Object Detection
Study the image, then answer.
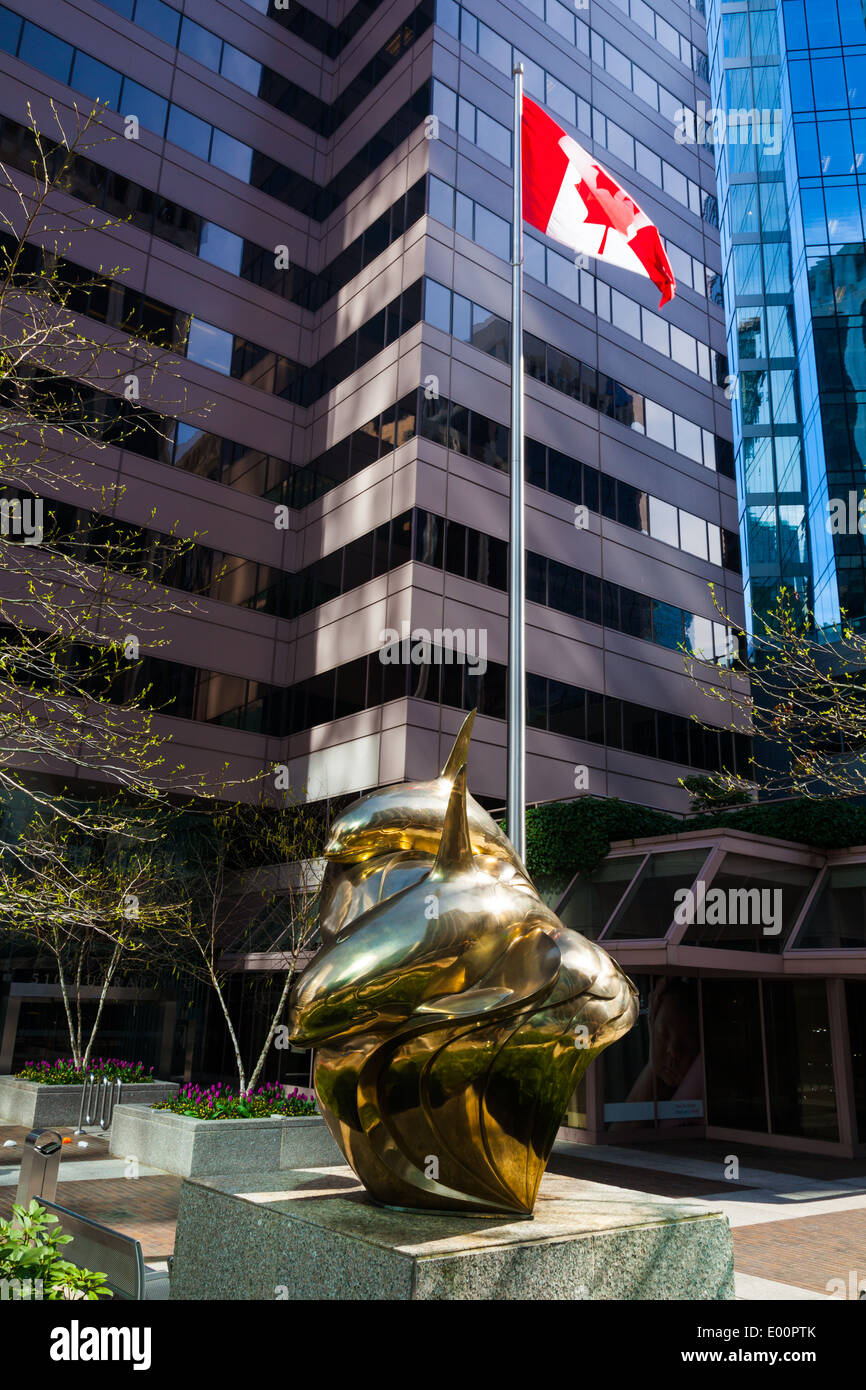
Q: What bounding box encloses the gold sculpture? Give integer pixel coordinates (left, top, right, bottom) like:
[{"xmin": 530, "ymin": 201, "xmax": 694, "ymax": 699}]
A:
[{"xmin": 288, "ymin": 712, "xmax": 637, "ymax": 1215}]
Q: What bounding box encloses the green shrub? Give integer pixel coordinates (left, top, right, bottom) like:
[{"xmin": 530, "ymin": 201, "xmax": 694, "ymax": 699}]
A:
[
  {"xmin": 0, "ymin": 1200, "xmax": 112, "ymax": 1300},
  {"xmin": 519, "ymin": 795, "xmax": 866, "ymax": 884}
]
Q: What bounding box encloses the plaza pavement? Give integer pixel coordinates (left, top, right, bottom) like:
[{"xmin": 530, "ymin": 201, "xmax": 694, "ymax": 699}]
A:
[{"xmin": 1, "ymin": 1123, "xmax": 863, "ymax": 1300}]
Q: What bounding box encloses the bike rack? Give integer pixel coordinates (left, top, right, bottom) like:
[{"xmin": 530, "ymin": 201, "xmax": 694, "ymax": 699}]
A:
[{"xmin": 74, "ymin": 1075, "xmax": 123, "ymax": 1133}]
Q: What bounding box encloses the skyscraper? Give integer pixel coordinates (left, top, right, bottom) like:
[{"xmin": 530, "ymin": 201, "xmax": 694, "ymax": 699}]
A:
[
  {"xmin": 0, "ymin": 0, "xmax": 742, "ymax": 814},
  {"xmin": 705, "ymin": 0, "xmax": 866, "ymax": 635}
]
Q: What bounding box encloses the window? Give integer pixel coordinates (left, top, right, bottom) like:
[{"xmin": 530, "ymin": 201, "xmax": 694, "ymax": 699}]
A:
[
  {"xmin": 478, "ymin": 22, "xmax": 509, "ymax": 74},
  {"xmin": 612, "ymin": 290, "xmax": 640, "ymax": 337},
  {"xmin": 222, "ymin": 46, "xmax": 262, "ymax": 93},
  {"xmin": 211, "ymin": 131, "xmax": 253, "ymax": 181},
  {"xmin": 167, "ymin": 106, "xmax": 211, "ymax": 159},
  {"xmin": 199, "ymin": 222, "xmax": 244, "ymax": 275},
  {"xmin": 21, "ymin": 24, "xmax": 72, "ymax": 81},
  {"xmin": 645, "ymin": 400, "xmax": 674, "ymax": 450},
  {"xmin": 137, "ymin": 0, "xmax": 181, "ymax": 45},
  {"xmin": 186, "ymin": 319, "xmax": 233, "ymax": 374},
  {"xmin": 425, "ymin": 279, "xmax": 451, "ymax": 333},
  {"xmin": 475, "ymin": 205, "xmax": 510, "ymax": 260},
  {"xmin": 649, "ymin": 495, "xmax": 679, "ymax": 547},
  {"xmin": 679, "ymin": 511, "xmax": 708, "ymax": 560},
  {"xmin": 476, "ymin": 111, "xmax": 510, "ymax": 164},
  {"xmin": 71, "ymin": 53, "xmax": 122, "ymax": 107},
  {"xmin": 428, "ymin": 175, "xmax": 454, "ymax": 226},
  {"xmin": 180, "ymin": 17, "xmax": 222, "ymax": 69}
]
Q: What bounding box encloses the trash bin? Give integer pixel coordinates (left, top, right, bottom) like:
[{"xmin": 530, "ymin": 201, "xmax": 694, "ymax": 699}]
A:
[{"xmin": 15, "ymin": 1129, "xmax": 62, "ymax": 1206}]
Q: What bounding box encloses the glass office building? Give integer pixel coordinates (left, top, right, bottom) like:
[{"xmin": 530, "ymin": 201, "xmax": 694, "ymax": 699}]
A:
[{"xmin": 705, "ymin": 0, "xmax": 866, "ymax": 632}]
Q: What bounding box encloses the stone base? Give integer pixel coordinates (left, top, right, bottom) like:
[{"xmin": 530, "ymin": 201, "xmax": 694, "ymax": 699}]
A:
[
  {"xmin": 0, "ymin": 1076, "xmax": 178, "ymax": 1128},
  {"xmin": 170, "ymin": 1165, "xmax": 735, "ymax": 1301},
  {"xmin": 109, "ymin": 1105, "xmax": 341, "ymax": 1177}
]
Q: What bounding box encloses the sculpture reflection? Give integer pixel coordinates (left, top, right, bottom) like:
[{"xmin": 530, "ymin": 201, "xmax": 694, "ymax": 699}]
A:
[{"xmin": 288, "ymin": 712, "xmax": 637, "ymax": 1215}]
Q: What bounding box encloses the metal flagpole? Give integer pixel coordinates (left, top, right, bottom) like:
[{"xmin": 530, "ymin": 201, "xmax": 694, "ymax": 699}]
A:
[{"xmin": 507, "ymin": 62, "xmax": 526, "ymax": 863}]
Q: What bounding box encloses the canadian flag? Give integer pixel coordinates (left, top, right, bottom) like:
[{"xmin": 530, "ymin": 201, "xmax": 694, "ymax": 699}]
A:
[{"xmin": 522, "ymin": 96, "xmax": 676, "ymax": 308}]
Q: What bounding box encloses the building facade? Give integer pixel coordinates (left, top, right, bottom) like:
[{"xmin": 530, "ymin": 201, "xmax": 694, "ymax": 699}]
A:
[
  {"xmin": 705, "ymin": 0, "xmax": 866, "ymax": 634},
  {"xmin": 0, "ymin": 0, "xmax": 741, "ymax": 817},
  {"xmin": 557, "ymin": 826, "xmax": 866, "ymax": 1157}
]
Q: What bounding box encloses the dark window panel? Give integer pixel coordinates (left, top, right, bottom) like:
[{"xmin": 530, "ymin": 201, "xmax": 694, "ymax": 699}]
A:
[
  {"xmin": 549, "ymin": 681, "xmax": 586, "ymax": 738},
  {"xmin": 390, "ymin": 511, "xmax": 413, "ymax": 569},
  {"xmin": 527, "ymin": 551, "xmax": 548, "ymax": 605},
  {"xmin": 527, "ymin": 673, "xmax": 548, "ymax": 728},
  {"xmin": 445, "ymin": 520, "xmax": 467, "ymax": 577},
  {"xmin": 414, "ymin": 511, "xmax": 444, "ymax": 569},
  {"xmin": 548, "ymin": 449, "xmax": 582, "ymax": 504},
  {"xmin": 605, "ymin": 696, "xmax": 623, "ymax": 749},
  {"xmin": 526, "ymin": 437, "xmax": 547, "ymax": 488}
]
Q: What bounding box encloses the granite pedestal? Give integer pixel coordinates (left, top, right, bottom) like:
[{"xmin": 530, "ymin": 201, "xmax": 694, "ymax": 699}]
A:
[{"xmin": 170, "ymin": 1164, "xmax": 735, "ymax": 1301}]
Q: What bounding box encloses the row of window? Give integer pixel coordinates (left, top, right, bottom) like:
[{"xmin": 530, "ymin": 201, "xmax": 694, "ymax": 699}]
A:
[
  {"xmin": 97, "ymin": 0, "xmax": 432, "ymax": 139},
  {"xmin": 0, "ymin": 112, "xmax": 427, "ymax": 320},
  {"xmin": 1, "ymin": 220, "xmax": 427, "ymax": 410},
  {"xmin": 413, "ymin": 391, "xmax": 740, "ymax": 569},
  {"xmin": 36, "ymin": 204, "xmax": 731, "ymax": 476},
  {"xmin": 241, "ymin": 0, "xmax": 387, "ymax": 59},
  {"xmin": 430, "ymin": 174, "xmax": 720, "ymax": 305},
  {"xmin": 439, "ymin": 0, "xmax": 701, "ymax": 143},
  {"xmin": 34, "ymin": 478, "xmax": 733, "ymax": 675},
  {"xmin": 0, "ymin": 7, "xmax": 431, "ymax": 222},
  {"xmin": 229, "ymin": 503, "xmax": 731, "ymax": 662},
  {"xmin": 423, "ymin": 279, "xmax": 735, "ymax": 476},
  {"xmin": 607, "ymin": 0, "xmax": 707, "ymax": 73},
  {"xmin": 429, "ymin": 177, "xmax": 726, "ymax": 378},
  {"xmin": 782, "ymin": 0, "xmax": 866, "ymax": 53},
  {"xmin": 192, "ymin": 647, "xmax": 750, "ymax": 782},
  {"xmin": 431, "ymin": 69, "xmax": 717, "ymax": 232}
]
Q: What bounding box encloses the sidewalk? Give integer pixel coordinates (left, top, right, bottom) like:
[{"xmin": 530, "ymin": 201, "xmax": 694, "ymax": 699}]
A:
[
  {"xmin": 551, "ymin": 1137, "xmax": 866, "ymax": 1300},
  {"xmin": 2, "ymin": 1122, "xmax": 863, "ymax": 1297}
]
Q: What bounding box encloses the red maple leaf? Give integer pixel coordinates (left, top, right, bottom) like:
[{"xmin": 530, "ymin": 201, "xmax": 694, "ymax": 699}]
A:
[{"xmin": 575, "ymin": 166, "xmax": 639, "ymax": 253}]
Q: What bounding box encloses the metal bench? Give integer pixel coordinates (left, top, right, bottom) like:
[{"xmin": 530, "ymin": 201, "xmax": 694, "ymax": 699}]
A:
[{"xmin": 39, "ymin": 1199, "xmax": 170, "ymax": 1300}]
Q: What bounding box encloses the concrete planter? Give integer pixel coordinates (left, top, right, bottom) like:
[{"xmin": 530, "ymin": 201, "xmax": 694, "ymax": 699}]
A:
[
  {"xmin": 109, "ymin": 1104, "xmax": 341, "ymax": 1177},
  {"xmin": 0, "ymin": 1076, "xmax": 178, "ymax": 1128}
]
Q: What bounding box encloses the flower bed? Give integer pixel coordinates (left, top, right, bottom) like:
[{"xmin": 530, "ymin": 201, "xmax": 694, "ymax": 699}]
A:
[
  {"xmin": 153, "ymin": 1080, "xmax": 316, "ymax": 1120},
  {"xmin": 110, "ymin": 1095, "xmax": 340, "ymax": 1177},
  {"xmin": 16, "ymin": 1058, "xmax": 155, "ymax": 1085}
]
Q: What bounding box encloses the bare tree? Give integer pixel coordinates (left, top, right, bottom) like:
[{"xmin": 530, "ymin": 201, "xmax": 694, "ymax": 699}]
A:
[
  {"xmin": 685, "ymin": 582, "xmax": 866, "ymax": 799},
  {"xmin": 153, "ymin": 800, "xmax": 325, "ymax": 1094}
]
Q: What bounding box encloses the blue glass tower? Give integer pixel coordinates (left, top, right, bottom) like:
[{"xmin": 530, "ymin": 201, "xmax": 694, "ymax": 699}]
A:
[{"xmin": 705, "ymin": 0, "xmax": 866, "ymax": 635}]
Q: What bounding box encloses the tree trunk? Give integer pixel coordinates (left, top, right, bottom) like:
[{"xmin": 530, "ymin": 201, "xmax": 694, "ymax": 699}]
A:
[
  {"xmin": 81, "ymin": 942, "xmax": 122, "ymax": 1073},
  {"xmin": 209, "ymin": 966, "xmax": 246, "ymax": 1093},
  {"xmin": 246, "ymin": 964, "xmax": 296, "ymax": 1094},
  {"xmin": 52, "ymin": 938, "xmax": 81, "ymax": 1070}
]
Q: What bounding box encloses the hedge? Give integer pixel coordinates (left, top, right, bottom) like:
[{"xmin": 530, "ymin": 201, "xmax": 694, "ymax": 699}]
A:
[{"xmin": 519, "ymin": 796, "xmax": 866, "ymax": 883}]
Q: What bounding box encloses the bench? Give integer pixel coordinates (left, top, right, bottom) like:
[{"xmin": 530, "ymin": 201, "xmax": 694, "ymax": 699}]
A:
[{"xmin": 40, "ymin": 1199, "xmax": 170, "ymax": 1300}]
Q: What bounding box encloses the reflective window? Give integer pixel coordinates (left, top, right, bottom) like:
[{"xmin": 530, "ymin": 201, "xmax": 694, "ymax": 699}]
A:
[
  {"xmin": 605, "ymin": 849, "xmax": 711, "ymax": 940},
  {"xmin": 681, "ymin": 855, "xmax": 816, "ymax": 954},
  {"xmin": 186, "ymin": 319, "xmax": 234, "ymax": 374},
  {"xmin": 20, "ymin": 23, "xmax": 72, "ymax": 81},
  {"xmin": 703, "ymin": 979, "xmax": 767, "ymax": 1130},
  {"xmin": 71, "ymin": 52, "xmax": 122, "ymax": 106},
  {"xmin": 764, "ymin": 981, "xmax": 838, "ymax": 1141},
  {"xmin": 558, "ymin": 854, "xmax": 645, "ymax": 940},
  {"xmin": 795, "ymin": 864, "xmax": 866, "ymax": 949}
]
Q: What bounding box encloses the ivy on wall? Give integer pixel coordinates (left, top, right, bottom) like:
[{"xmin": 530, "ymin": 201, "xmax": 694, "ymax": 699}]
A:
[{"xmin": 516, "ymin": 797, "xmax": 866, "ymax": 885}]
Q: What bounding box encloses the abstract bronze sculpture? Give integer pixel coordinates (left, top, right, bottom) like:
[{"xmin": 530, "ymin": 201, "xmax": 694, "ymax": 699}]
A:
[{"xmin": 288, "ymin": 712, "xmax": 637, "ymax": 1215}]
